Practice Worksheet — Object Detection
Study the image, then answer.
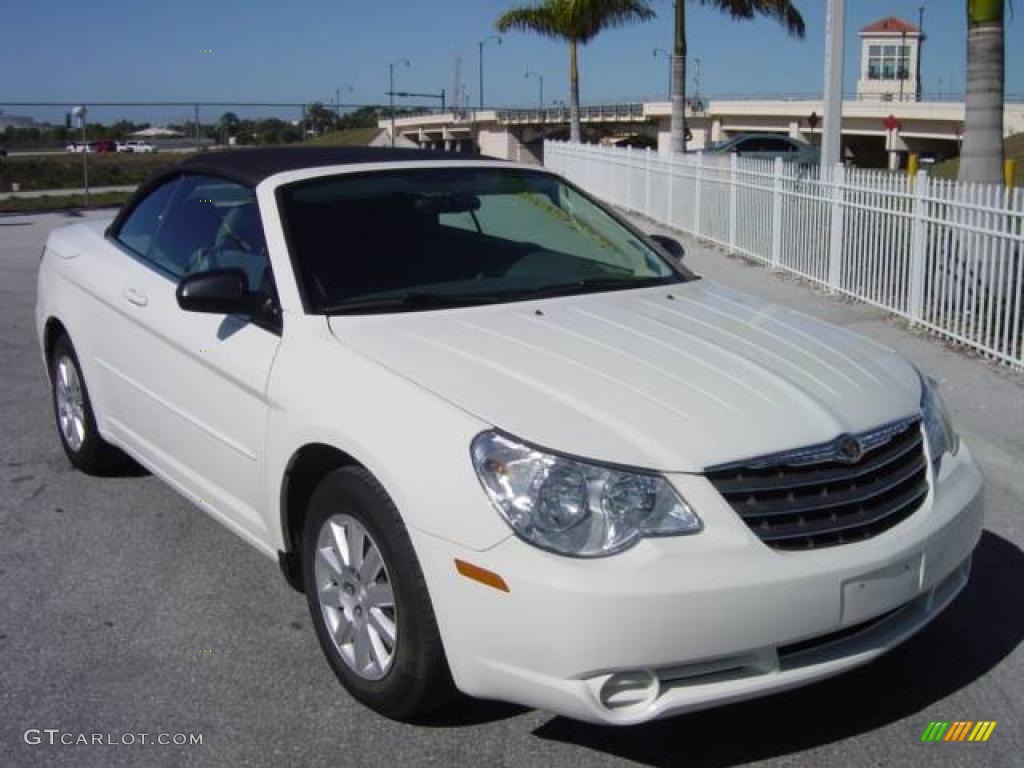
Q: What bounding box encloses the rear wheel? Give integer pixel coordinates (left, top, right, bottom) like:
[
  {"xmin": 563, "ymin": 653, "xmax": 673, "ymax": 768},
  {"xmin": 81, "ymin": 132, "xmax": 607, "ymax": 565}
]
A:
[
  {"xmin": 50, "ymin": 335, "xmax": 120, "ymax": 474},
  {"xmin": 302, "ymin": 466, "xmax": 455, "ymax": 721}
]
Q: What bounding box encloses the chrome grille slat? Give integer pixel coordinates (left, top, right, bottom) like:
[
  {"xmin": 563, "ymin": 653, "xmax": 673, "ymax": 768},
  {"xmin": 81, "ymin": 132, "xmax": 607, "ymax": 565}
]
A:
[
  {"xmin": 728, "ymin": 452, "xmax": 927, "ymax": 520},
  {"xmin": 754, "ymin": 479, "xmax": 929, "ymax": 543},
  {"xmin": 710, "ymin": 429, "xmax": 923, "ymax": 495},
  {"xmin": 707, "ymin": 419, "xmax": 928, "ymax": 551}
]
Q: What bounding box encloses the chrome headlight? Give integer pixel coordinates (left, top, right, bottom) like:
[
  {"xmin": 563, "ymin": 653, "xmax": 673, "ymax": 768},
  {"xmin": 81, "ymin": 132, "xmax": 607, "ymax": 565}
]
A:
[
  {"xmin": 920, "ymin": 374, "xmax": 959, "ymax": 466},
  {"xmin": 471, "ymin": 431, "xmax": 701, "ymax": 557}
]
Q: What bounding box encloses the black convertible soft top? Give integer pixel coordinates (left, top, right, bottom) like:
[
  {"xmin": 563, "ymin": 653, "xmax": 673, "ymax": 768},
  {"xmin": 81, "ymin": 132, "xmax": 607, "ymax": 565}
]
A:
[
  {"xmin": 174, "ymin": 146, "xmax": 484, "ymax": 188},
  {"xmin": 107, "ymin": 146, "xmax": 494, "ymax": 236}
]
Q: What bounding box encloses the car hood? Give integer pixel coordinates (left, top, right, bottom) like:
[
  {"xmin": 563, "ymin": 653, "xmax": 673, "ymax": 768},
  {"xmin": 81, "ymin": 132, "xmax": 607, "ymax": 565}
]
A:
[{"xmin": 327, "ymin": 281, "xmax": 921, "ymax": 472}]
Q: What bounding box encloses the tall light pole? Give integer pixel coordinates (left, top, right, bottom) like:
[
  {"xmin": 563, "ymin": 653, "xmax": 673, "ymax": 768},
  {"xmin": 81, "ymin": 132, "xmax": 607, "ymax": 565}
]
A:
[
  {"xmin": 693, "ymin": 56, "xmax": 702, "ymax": 109},
  {"xmin": 335, "ymin": 84, "xmax": 352, "ymax": 121},
  {"xmin": 525, "ymin": 70, "xmax": 544, "ymax": 111},
  {"xmin": 478, "ymin": 35, "xmax": 501, "ymax": 110},
  {"xmin": 389, "ymin": 58, "xmax": 410, "ymax": 147},
  {"xmin": 821, "ymin": 0, "xmax": 845, "ymax": 169},
  {"xmin": 653, "ymin": 48, "xmax": 671, "ymax": 101},
  {"xmin": 72, "ymin": 105, "xmax": 89, "ymax": 207}
]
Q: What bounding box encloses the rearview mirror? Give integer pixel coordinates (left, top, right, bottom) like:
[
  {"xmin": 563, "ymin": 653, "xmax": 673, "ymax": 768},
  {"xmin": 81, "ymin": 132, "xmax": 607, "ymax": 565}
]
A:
[
  {"xmin": 650, "ymin": 234, "xmax": 686, "ymax": 263},
  {"xmin": 176, "ymin": 268, "xmax": 268, "ymax": 317}
]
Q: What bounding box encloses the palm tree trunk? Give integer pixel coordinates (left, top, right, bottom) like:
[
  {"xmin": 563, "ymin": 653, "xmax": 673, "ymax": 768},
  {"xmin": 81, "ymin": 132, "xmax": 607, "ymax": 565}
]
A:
[
  {"xmin": 959, "ymin": 0, "xmax": 1005, "ymax": 184},
  {"xmin": 569, "ymin": 39, "xmax": 582, "ymax": 143},
  {"xmin": 669, "ymin": 0, "xmax": 687, "ymax": 153}
]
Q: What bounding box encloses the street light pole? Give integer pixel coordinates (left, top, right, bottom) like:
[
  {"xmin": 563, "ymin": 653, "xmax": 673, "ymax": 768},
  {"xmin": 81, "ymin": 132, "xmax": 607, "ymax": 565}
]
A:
[
  {"xmin": 335, "ymin": 84, "xmax": 353, "ymax": 123},
  {"xmin": 478, "ymin": 35, "xmax": 501, "ymax": 110},
  {"xmin": 73, "ymin": 105, "xmax": 89, "ymax": 208},
  {"xmin": 526, "ymin": 70, "xmax": 544, "ymax": 111},
  {"xmin": 389, "ymin": 58, "xmax": 410, "ymax": 147},
  {"xmin": 821, "ymin": 0, "xmax": 845, "ymax": 168},
  {"xmin": 653, "ymin": 48, "xmax": 671, "ymax": 101}
]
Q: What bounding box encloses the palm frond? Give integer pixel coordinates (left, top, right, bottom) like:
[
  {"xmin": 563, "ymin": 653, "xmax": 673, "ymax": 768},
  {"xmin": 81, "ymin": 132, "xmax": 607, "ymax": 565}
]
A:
[
  {"xmin": 496, "ymin": 0, "xmax": 655, "ymax": 42},
  {"xmin": 569, "ymin": 0, "xmax": 657, "ymax": 43},
  {"xmin": 699, "ymin": 0, "xmax": 806, "ymax": 38},
  {"xmin": 495, "ymin": 5, "xmax": 566, "ymax": 38}
]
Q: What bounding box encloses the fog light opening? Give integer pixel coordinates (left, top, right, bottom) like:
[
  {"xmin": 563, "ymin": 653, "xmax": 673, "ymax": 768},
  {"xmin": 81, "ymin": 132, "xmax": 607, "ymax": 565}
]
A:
[{"xmin": 598, "ymin": 669, "xmax": 659, "ymax": 712}]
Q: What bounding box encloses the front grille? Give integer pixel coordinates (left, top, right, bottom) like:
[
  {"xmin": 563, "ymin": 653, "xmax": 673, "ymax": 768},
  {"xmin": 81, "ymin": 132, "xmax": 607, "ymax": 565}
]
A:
[{"xmin": 706, "ymin": 418, "xmax": 928, "ymax": 551}]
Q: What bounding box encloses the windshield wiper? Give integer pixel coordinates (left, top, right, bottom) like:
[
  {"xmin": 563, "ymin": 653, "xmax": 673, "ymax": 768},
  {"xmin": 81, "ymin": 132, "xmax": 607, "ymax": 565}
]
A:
[
  {"xmin": 511, "ymin": 276, "xmax": 675, "ymax": 302},
  {"xmin": 324, "ymin": 291, "xmax": 507, "ymax": 315}
]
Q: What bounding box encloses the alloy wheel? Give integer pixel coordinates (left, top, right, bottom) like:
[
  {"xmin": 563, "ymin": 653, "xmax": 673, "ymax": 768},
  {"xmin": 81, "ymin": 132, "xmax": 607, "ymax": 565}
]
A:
[
  {"xmin": 314, "ymin": 513, "xmax": 397, "ymax": 680},
  {"xmin": 54, "ymin": 356, "xmax": 86, "ymax": 452}
]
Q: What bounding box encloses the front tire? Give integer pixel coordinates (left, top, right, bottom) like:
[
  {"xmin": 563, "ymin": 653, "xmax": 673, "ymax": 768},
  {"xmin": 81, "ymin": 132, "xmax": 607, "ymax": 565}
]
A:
[
  {"xmin": 50, "ymin": 334, "xmax": 120, "ymax": 474},
  {"xmin": 302, "ymin": 466, "xmax": 455, "ymax": 721}
]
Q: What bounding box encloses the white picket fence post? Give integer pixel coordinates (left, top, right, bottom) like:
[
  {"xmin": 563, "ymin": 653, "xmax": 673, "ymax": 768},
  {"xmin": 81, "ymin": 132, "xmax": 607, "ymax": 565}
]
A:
[
  {"xmin": 694, "ymin": 151, "xmax": 703, "ymax": 237},
  {"xmin": 907, "ymin": 169, "xmax": 930, "ymax": 324},
  {"xmin": 644, "ymin": 148, "xmax": 652, "ymax": 217},
  {"xmin": 827, "ymin": 163, "xmax": 846, "ymax": 292},
  {"xmin": 771, "ymin": 157, "xmax": 784, "ymax": 269},
  {"xmin": 666, "ymin": 153, "xmax": 676, "ymax": 229},
  {"xmin": 624, "ymin": 145, "xmax": 633, "ymax": 211},
  {"xmin": 728, "ymin": 153, "xmax": 739, "ymax": 250},
  {"xmin": 543, "ymin": 140, "xmax": 1024, "ymax": 369}
]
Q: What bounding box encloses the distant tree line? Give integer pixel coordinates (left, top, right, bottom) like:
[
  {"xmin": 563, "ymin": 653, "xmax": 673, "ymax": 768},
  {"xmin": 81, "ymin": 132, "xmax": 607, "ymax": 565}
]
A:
[
  {"xmin": 2, "ymin": 120, "xmax": 150, "ymax": 148},
  {"xmin": 1, "ymin": 105, "xmax": 433, "ymax": 149}
]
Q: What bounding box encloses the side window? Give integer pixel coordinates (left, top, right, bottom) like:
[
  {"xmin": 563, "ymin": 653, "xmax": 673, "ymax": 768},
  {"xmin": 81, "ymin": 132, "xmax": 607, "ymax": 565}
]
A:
[
  {"xmin": 116, "ymin": 178, "xmax": 179, "ymax": 256},
  {"xmin": 762, "ymin": 138, "xmax": 796, "ymax": 153},
  {"xmin": 147, "ymin": 175, "xmax": 271, "ymax": 292}
]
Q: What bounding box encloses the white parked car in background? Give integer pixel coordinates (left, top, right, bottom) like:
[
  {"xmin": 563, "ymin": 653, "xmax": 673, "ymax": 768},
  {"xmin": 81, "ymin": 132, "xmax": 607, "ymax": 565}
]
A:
[
  {"xmin": 36, "ymin": 148, "xmax": 983, "ymax": 725},
  {"xmin": 119, "ymin": 140, "xmax": 156, "ymax": 153}
]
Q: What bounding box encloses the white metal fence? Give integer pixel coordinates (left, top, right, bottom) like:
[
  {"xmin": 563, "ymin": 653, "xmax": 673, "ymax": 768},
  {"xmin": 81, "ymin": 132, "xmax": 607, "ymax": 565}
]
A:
[{"xmin": 545, "ymin": 140, "xmax": 1024, "ymax": 369}]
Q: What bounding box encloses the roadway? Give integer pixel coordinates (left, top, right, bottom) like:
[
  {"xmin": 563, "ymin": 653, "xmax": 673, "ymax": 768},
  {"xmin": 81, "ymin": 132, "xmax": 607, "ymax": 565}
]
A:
[{"xmin": 0, "ymin": 210, "xmax": 1021, "ymax": 767}]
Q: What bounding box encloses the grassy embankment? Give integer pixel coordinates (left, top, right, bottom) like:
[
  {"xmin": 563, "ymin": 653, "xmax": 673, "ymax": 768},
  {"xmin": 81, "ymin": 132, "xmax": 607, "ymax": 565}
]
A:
[
  {"xmin": 0, "ymin": 152, "xmax": 191, "ymax": 192},
  {"xmin": 0, "ymin": 132, "xmax": 386, "ymax": 212},
  {"xmin": 303, "ymin": 127, "xmax": 382, "ymax": 146},
  {"xmin": 0, "ymin": 191, "xmax": 132, "ymax": 213}
]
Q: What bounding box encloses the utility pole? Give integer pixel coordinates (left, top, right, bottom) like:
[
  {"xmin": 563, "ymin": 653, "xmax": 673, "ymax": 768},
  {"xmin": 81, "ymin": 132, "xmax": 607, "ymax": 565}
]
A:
[
  {"xmin": 526, "ymin": 70, "xmax": 544, "ymax": 111},
  {"xmin": 693, "ymin": 57, "xmax": 702, "ymax": 111},
  {"xmin": 899, "ymin": 30, "xmax": 906, "ymax": 102},
  {"xmin": 821, "ymin": 0, "xmax": 845, "ymax": 169},
  {"xmin": 478, "ymin": 35, "xmax": 501, "ymax": 110},
  {"xmin": 194, "ymin": 103, "xmax": 201, "ymax": 151},
  {"xmin": 916, "ymin": 5, "xmax": 925, "ymax": 101},
  {"xmin": 389, "ymin": 58, "xmax": 410, "ymax": 147},
  {"xmin": 73, "ymin": 106, "xmax": 89, "ymax": 208}
]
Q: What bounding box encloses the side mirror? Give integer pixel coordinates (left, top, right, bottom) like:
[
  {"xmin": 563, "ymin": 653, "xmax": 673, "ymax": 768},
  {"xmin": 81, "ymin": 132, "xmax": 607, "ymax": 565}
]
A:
[
  {"xmin": 176, "ymin": 268, "xmax": 268, "ymax": 317},
  {"xmin": 650, "ymin": 234, "xmax": 686, "ymax": 263}
]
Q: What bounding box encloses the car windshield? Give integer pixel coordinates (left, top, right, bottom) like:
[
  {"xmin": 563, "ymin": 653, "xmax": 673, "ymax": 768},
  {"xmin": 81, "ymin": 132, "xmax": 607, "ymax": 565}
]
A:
[{"xmin": 277, "ymin": 167, "xmax": 691, "ymax": 314}]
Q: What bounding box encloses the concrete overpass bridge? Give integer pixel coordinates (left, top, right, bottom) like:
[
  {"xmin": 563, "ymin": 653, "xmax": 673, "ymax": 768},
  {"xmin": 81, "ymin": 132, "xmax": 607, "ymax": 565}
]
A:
[{"xmin": 383, "ymin": 97, "xmax": 1024, "ymax": 169}]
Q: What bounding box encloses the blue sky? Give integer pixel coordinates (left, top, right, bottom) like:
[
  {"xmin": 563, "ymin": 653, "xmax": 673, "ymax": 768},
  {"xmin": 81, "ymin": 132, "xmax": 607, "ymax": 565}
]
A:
[{"xmin": 1, "ymin": 1, "xmax": 1021, "ymax": 123}]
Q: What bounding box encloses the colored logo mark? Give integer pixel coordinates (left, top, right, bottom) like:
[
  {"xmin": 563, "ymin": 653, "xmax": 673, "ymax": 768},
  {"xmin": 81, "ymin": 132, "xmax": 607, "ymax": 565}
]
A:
[{"xmin": 921, "ymin": 721, "xmax": 997, "ymax": 742}]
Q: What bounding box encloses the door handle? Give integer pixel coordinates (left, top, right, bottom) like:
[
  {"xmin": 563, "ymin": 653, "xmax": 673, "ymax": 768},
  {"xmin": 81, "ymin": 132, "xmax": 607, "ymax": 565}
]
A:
[{"xmin": 122, "ymin": 287, "xmax": 149, "ymax": 307}]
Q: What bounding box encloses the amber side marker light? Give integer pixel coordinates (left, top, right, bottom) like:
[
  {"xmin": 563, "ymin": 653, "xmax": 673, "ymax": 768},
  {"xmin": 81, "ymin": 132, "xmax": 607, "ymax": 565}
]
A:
[{"xmin": 455, "ymin": 559, "xmax": 510, "ymax": 592}]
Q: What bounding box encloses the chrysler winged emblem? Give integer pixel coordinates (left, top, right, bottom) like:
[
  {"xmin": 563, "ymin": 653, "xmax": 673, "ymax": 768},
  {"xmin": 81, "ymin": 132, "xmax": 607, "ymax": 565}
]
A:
[{"xmin": 834, "ymin": 434, "xmax": 864, "ymax": 464}]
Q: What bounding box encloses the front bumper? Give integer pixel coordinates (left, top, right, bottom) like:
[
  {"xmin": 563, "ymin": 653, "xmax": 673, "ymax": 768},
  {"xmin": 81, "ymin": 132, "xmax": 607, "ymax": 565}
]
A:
[{"xmin": 413, "ymin": 443, "xmax": 984, "ymax": 725}]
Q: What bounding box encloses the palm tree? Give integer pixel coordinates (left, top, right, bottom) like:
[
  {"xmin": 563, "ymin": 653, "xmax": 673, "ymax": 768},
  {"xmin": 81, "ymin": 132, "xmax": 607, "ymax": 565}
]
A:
[
  {"xmin": 218, "ymin": 112, "xmax": 240, "ymax": 143},
  {"xmin": 959, "ymin": 0, "xmax": 1005, "ymax": 184},
  {"xmin": 497, "ymin": 0, "xmax": 656, "ymax": 143},
  {"xmin": 669, "ymin": 1, "xmax": 805, "ymax": 153}
]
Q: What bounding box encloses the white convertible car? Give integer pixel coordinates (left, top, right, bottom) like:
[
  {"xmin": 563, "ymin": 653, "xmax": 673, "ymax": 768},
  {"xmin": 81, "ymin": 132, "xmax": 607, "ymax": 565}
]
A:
[{"xmin": 36, "ymin": 147, "xmax": 983, "ymax": 725}]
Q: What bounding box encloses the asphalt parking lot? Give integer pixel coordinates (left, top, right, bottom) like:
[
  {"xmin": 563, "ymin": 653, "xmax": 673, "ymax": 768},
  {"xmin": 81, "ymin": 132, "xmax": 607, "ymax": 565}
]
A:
[{"xmin": 2, "ymin": 209, "xmax": 1023, "ymax": 768}]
